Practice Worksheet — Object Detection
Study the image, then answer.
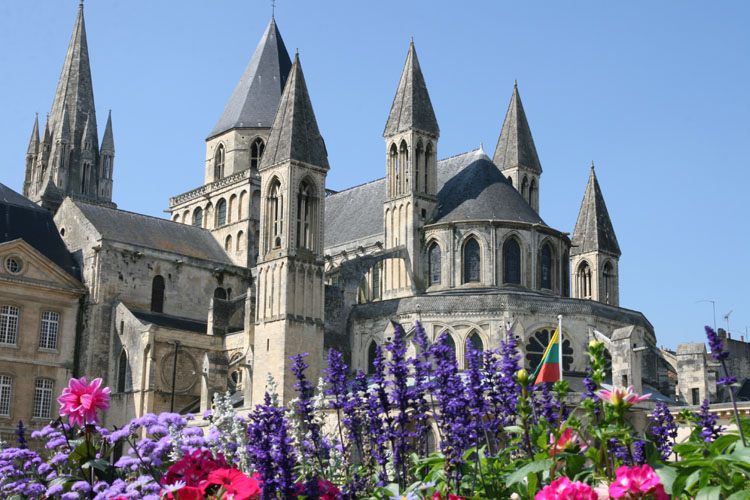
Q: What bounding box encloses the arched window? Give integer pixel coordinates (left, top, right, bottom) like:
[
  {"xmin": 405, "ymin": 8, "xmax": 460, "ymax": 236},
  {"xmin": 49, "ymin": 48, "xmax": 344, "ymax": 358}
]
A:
[
  {"xmin": 503, "ymin": 238, "xmax": 521, "ymax": 284},
  {"xmin": 443, "ymin": 333, "xmax": 457, "ymax": 360},
  {"xmin": 467, "ymin": 331, "xmax": 484, "ymax": 368},
  {"xmin": 428, "ymin": 242, "xmax": 441, "ymax": 286},
  {"xmin": 173, "ymin": 213, "xmax": 180, "ymax": 223},
  {"xmin": 237, "ymin": 231, "xmax": 244, "ymax": 252},
  {"xmin": 390, "ymin": 144, "xmax": 399, "ymax": 197},
  {"xmin": 425, "ymin": 143, "xmax": 433, "ymax": 193},
  {"xmin": 577, "ymin": 261, "xmax": 592, "ymax": 299},
  {"xmin": 225, "ymin": 234, "xmax": 232, "ymax": 251},
  {"xmin": 216, "ymin": 199, "xmax": 227, "ymax": 227},
  {"xmin": 507, "ymin": 176, "xmax": 513, "ymax": 187},
  {"xmin": 540, "ymin": 243, "xmax": 553, "ymax": 290},
  {"xmin": 228, "ymin": 194, "xmax": 237, "ymax": 223},
  {"xmin": 372, "ymin": 262, "xmax": 381, "ymax": 300},
  {"xmin": 183, "ymin": 210, "xmax": 190, "ymax": 224},
  {"xmin": 529, "ymin": 179, "xmax": 537, "ymax": 208},
  {"xmin": 297, "ymin": 181, "xmax": 313, "ymax": 249},
  {"xmin": 367, "ymin": 341, "xmax": 378, "ymax": 375},
  {"xmin": 239, "ymin": 191, "xmax": 248, "ymax": 220},
  {"xmin": 399, "ymin": 141, "xmax": 409, "ymax": 190},
  {"xmin": 521, "ymin": 176, "xmax": 529, "ymax": 202},
  {"xmin": 267, "ymin": 179, "xmax": 283, "ymax": 250},
  {"xmin": 151, "ymin": 275, "xmax": 165, "ymax": 313},
  {"xmin": 415, "ymin": 141, "xmax": 424, "ymax": 192},
  {"xmin": 603, "ymin": 261, "xmax": 615, "ymax": 304},
  {"xmin": 214, "ymin": 287, "xmax": 227, "ymax": 300},
  {"xmin": 463, "ymin": 238, "xmax": 481, "ymax": 283},
  {"xmin": 192, "ymin": 207, "xmax": 203, "ymax": 228},
  {"xmin": 214, "ymin": 145, "xmax": 225, "ymax": 180},
  {"xmin": 526, "ymin": 328, "xmax": 574, "ymax": 373},
  {"xmin": 117, "ymin": 350, "xmax": 131, "ymax": 393},
  {"xmin": 250, "ymin": 138, "xmax": 265, "ymax": 170}
]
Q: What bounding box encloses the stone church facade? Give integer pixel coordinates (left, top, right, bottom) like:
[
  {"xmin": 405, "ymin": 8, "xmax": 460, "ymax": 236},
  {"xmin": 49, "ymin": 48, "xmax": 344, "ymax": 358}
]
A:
[{"xmin": 5, "ymin": 5, "xmax": 707, "ymax": 436}]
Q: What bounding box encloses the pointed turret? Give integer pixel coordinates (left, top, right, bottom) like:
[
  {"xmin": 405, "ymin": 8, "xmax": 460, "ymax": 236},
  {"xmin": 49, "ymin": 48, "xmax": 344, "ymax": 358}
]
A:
[
  {"xmin": 209, "ymin": 18, "xmax": 292, "ymax": 138},
  {"xmin": 570, "ymin": 163, "xmax": 621, "ymax": 305},
  {"xmin": 383, "ymin": 41, "xmax": 439, "ymax": 138},
  {"xmin": 493, "ymin": 83, "xmax": 542, "ymax": 212},
  {"xmin": 571, "ymin": 164, "xmax": 620, "ymax": 257},
  {"xmin": 27, "ymin": 114, "xmax": 40, "ymax": 155},
  {"xmin": 100, "ymin": 110, "xmax": 114, "ymax": 153},
  {"xmin": 80, "ymin": 112, "xmax": 97, "ymax": 152},
  {"xmin": 259, "ymin": 53, "xmax": 329, "ymax": 170},
  {"xmin": 57, "ymin": 105, "xmax": 72, "ymax": 144},
  {"xmin": 23, "ymin": 115, "xmax": 41, "ymax": 197}
]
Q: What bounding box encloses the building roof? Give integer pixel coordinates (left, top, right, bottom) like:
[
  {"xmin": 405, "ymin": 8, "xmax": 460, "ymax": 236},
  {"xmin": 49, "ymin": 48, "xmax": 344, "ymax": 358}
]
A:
[
  {"xmin": 493, "ymin": 83, "xmax": 542, "ymax": 174},
  {"xmin": 209, "ymin": 18, "xmax": 292, "ymax": 138},
  {"xmin": 259, "ymin": 53, "xmax": 329, "ymax": 170},
  {"xmin": 324, "ymin": 149, "xmax": 543, "ymax": 249},
  {"xmin": 131, "ymin": 309, "xmax": 207, "ymax": 334},
  {"xmin": 383, "ymin": 41, "xmax": 439, "ymax": 138},
  {"xmin": 571, "ymin": 165, "xmax": 621, "ymax": 257},
  {"xmin": 70, "ymin": 200, "xmax": 234, "ymax": 264},
  {"xmin": 0, "ymin": 183, "xmax": 80, "ymax": 279}
]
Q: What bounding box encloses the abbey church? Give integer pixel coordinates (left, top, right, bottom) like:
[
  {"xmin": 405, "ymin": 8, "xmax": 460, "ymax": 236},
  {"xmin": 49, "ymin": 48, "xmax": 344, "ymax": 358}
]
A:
[{"xmin": 2, "ymin": 5, "xmax": 703, "ymax": 437}]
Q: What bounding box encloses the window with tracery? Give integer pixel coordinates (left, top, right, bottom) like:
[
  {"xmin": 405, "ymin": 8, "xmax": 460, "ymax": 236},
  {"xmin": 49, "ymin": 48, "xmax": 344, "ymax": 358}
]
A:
[
  {"xmin": 250, "ymin": 138, "xmax": 265, "ymax": 170},
  {"xmin": 428, "ymin": 242, "xmax": 441, "ymax": 286},
  {"xmin": 503, "ymin": 238, "xmax": 521, "ymax": 284},
  {"xmin": 525, "ymin": 328, "xmax": 574, "ymax": 373},
  {"xmin": 540, "ymin": 243, "xmax": 553, "ymax": 290},
  {"xmin": 463, "ymin": 238, "xmax": 481, "ymax": 283},
  {"xmin": 267, "ymin": 180, "xmax": 283, "ymax": 249}
]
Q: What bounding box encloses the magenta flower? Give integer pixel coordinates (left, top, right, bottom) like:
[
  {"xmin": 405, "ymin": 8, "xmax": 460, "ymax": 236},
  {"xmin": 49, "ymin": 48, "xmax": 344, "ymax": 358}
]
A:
[
  {"xmin": 609, "ymin": 465, "xmax": 668, "ymax": 500},
  {"xmin": 551, "ymin": 427, "xmax": 588, "ymax": 456},
  {"xmin": 595, "ymin": 386, "xmax": 650, "ymax": 409},
  {"xmin": 56, "ymin": 377, "xmax": 111, "ymax": 426},
  {"xmin": 535, "ymin": 477, "xmax": 598, "ymax": 500}
]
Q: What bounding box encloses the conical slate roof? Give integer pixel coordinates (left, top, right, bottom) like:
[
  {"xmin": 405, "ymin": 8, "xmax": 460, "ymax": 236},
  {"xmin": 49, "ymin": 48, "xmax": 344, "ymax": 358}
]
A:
[
  {"xmin": 27, "ymin": 114, "xmax": 40, "ymax": 155},
  {"xmin": 209, "ymin": 18, "xmax": 292, "ymax": 138},
  {"xmin": 47, "ymin": 2, "xmax": 97, "ymax": 151},
  {"xmin": 101, "ymin": 110, "xmax": 114, "ymax": 152},
  {"xmin": 259, "ymin": 54, "xmax": 329, "ymax": 170},
  {"xmin": 493, "ymin": 83, "xmax": 542, "ymax": 174},
  {"xmin": 571, "ymin": 165, "xmax": 620, "ymax": 256},
  {"xmin": 383, "ymin": 41, "xmax": 439, "ymax": 138}
]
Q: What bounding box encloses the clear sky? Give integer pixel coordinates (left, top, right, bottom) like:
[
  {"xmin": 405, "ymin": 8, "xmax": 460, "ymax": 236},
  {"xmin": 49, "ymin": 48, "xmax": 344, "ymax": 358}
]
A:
[{"xmin": 1, "ymin": 1, "xmax": 748, "ymax": 350}]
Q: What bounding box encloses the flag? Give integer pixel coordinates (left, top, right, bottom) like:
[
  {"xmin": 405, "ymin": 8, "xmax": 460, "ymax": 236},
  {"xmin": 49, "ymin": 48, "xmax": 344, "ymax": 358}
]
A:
[{"xmin": 532, "ymin": 327, "xmax": 561, "ymax": 385}]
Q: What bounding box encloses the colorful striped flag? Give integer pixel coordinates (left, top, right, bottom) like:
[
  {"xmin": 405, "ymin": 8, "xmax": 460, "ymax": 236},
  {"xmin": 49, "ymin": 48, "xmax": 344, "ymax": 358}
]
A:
[{"xmin": 532, "ymin": 327, "xmax": 561, "ymax": 385}]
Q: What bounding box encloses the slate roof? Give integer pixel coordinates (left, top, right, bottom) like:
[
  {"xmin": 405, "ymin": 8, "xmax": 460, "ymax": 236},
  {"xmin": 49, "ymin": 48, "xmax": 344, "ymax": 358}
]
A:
[
  {"xmin": 571, "ymin": 165, "xmax": 620, "ymax": 256},
  {"xmin": 131, "ymin": 310, "xmax": 207, "ymax": 334},
  {"xmin": 259, "ymin": 54, "xmax": 329, "ymax": 170},
  {"xmin": 209, "ymin": 18, "xmax": 292, "ymax": 138},
  {"xmin": 71, "ymin": 200, "xmax": 234, "ymax": 264},
  {"xmin": 0, "ymin": 183, "xmax": 80, "ymax": 280},
  {"xmin": 493, "ymin": 83, "xmax": 542, "ymax": 174},
  {"xmin": 383, "ymin": 42, "xmax": 439, "ymax": 138},
  {"xmin": 324, "ymin": 149, "xmax": 544, "ymax": 249}
]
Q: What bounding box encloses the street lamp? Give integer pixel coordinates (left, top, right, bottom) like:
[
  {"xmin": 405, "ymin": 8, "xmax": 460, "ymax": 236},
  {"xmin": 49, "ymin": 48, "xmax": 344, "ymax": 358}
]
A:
[{"xmin": 696, "ymin": 299, "xmax": 716, "ymax": 332}]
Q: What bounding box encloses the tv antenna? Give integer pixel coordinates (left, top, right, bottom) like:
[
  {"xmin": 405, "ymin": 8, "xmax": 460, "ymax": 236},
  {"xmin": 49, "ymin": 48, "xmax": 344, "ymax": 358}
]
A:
[{"xmin": 724, "ymin": 310, "xmax": 733, "ymax": 333}]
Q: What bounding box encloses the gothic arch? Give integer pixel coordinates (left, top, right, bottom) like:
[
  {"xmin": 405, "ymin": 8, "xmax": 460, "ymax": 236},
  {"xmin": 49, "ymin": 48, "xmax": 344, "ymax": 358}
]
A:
[
  {"xmin": 250, "ymin": 137, "xmax": 265, "ymax": 170},
  {"xmin": 117, "ymin": 348, "xmax": 131, "ymax": 393},
  {"xmin": 389, "ymin": 143, "xmax": 399, "ymax": 197},
  {"xmin": 538, "ymin": 239, "xmax": 556, "ymax": 291},
  {"xmin": 296, "ymin": 177, "xmax": 319, "ymax": 251},
  {"xmin": 576, "ymin": 260, "xmax": 593, "ymax": 299},
  {"xmin": 399, "ymin": 140, "xmax": 409, "ymax": 192},
  {"xmin": 521, "ymin": 176, "xmax": 529, "ymax": 202},
  {"xmin": 216, "ymin": 198, "xmax": 227, "ymax": 227},
  {"xmin": 427, "ymin": 239, "xmax": 442, "ymax": 287},
  {"xmin": 192, "ymin": 207, "xmax": 203, "ymax": 228},
  {"xmin": 224, "ymin": 234, "xmax": 232, "ymax": 251},
  {"xmin": 462, "ymin": 235, "xmax": 482, "ymax": 284},
  {"xmin": 415, "ymin": 140, "xmax": 424, "ymax": 192},
  {"xmin": 151, "ymin": 275, "xmax": 165, "ymax": 313},
  {"xmin": 502, "ymin": 235, "xmax": 522, "ymax": 285},
  {"xmin": 239, "ymin": 190, "xmax": 248, "ymax": 219},
  {"xmin": 228, "ymin": 194, "xmax": 237, "ymax": 223},
  {"xmin": 366, "ymin": 339, "xmax": 378, "ymax": 375},
  {"xmin": 265, "ymin": 177, "xmax": 283, "ymax": 252},
  {"xmin": 603, "ymin": 260, "xmax": 616, "ymax": 304},
  {"xmin": 214, "ymin": 144, "xmax": 225, "ymax": 180}
]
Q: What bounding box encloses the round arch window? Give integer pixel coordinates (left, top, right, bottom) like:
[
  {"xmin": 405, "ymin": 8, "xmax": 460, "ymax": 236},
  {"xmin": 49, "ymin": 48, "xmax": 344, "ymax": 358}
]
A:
[
  {"xmin": 525, "ymin": 327, "xmax": 574, "ymax": 373},
  {"xmin": 5, "ymin": 257, "xmax": 22, "ymax": 274}
]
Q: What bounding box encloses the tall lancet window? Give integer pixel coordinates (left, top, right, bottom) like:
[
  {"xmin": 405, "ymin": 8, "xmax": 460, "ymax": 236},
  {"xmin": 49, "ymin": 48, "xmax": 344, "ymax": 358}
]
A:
[
  {"xmin": 463, "ymin": 238, "xmax": 481, "ymax": 283},
  {"xmin": 250, "ymin": 138, "xmax": 265, "ymax": 170},
  {"xmin": 192, "ymin": 207, "xmax": 203, "ymax": 228},
  {"xmin": 399, "ymin": 141, "xmax": 409, "ymax": 192},
  {"xmin": 521, "ymin": 176, "xmax": 529, "ymax": 203},
  {"xmin": 267, "ymin": 179, "xmax": 283, "ymax": 250},
  {"xmin": 216, "ymin": 199, "xmax": 227, "ymax": 227},
  {"xmin": 577, "ymin": 261, "xmax": 592, "ymax": 299},
  {"xmin": 540, "ymin": 243, "xmax": 553, "ymax": 290},
  {"xmin": 296, "ymin": 181, "xmax": 314, "ymax": 250},
  {"xmin": 214, "ymin": 145, "xmax": 225, "ymax": 180},
  {"xmin": 415, "ymin": 141, "xmax": 424, "ymax": 192},
  {"xmin": 428, "ymin": 241, "xmax": 441, "ymax": 286},
  {"xmin": 503, "ymin": 238, "xmax": 521, "ymax": 284},
  {"xmin": 425, "ymin": 143, "xmax": 433, "ymax": 194},
  {"xmin": 390, "ymin": 144, "xmax": 399, "ymax": 197},
  {"xmin": 81, "ymin": 163, "xmax": 90, "ymax": 193},
  {"xmin": 151, "ymin": 275, "xmax": 165, "ymax": 313},
  {"xmin": 603, "ymin": 261, "xmax": 615, "ymax": 304}
]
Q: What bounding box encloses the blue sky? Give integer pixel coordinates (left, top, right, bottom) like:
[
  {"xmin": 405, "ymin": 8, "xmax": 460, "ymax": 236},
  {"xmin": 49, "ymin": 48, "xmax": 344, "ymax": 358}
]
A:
[{"xmin": 1, "ymin": 1, "xmax": 748, "ymax": 349}]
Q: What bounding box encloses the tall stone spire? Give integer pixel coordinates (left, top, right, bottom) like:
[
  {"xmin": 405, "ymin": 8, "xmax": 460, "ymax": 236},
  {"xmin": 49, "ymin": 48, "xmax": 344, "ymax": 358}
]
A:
[
  {"xmin": 26, "ymin": 114, "xmax": 40, "ymax": 155},
  {"xmin": 23, "ymin": 115, "xmax": 40, "ymax": 197},
  {"xmin": 383, "ymin": 41, "xmax": 439, "ymax": 138},
  {"xmin": 100, "ymin": 110, "xmax": 114, "ymax": 153},
  {"xmin": 494, "ymin": 82, "xmax": 542, "ymax": 174},
  {"xmin": 259, "ymin": 53, "xmax": 329, "ymax": 170},
  {"xmin": 209, "ymin": 17, "xmax": 292, "ymax": 139},
  {"xmin": 571, "ymin": 164, "xmax": 620, "ymax": 257}
]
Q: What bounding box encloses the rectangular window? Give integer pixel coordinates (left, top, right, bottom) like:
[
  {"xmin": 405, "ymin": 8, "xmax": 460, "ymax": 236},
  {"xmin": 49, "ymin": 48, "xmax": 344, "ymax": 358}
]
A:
[
  {"xmin": 33, "ymin": 379, "xmax": 53, "ymax": 419},
  {"xmin": 0, "ymin": 305, "xmax": 19, "ymax": 345},
  {"xmin": 691, "ymin": 388, "xmax": 700, "ymax": 406},
  {"xmin": 0, "ymin": 375, "xmax": 12, "ymax": 417},
  {"xmin": 39, "ymin": 311, "xmax": 60, "ymax": 350}
]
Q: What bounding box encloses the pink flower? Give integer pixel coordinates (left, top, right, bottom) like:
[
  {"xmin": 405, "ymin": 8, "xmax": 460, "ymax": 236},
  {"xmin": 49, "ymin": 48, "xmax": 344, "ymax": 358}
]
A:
[
  {"xmin": 609, "ymin": 465, "xmax": 668, "ymax": 500},
  {"xmin": 595, "ymin": 386, "xmax": 650, "ymax": 408},
  {"xmin": 201, "ymin": 468, "xmax": 260, "ymax": 500},
  {"xmin": 535, "ymin": 477, "xmax": 598, "ymax": 500},
  {"xmin": 551, "ymin": 427, "xmax": 588, "ymax": 456},
  {"xmin": 57, "ymin": 377, "xmax": 111, "ymax": 426}
]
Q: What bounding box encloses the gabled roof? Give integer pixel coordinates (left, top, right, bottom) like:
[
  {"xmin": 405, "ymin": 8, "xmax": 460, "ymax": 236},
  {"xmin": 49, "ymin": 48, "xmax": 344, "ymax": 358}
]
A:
[
  {"xmin": 383, "ymin": 41, "xmax": 439, "ymax": 138},
  {"xmin": 493, "ymin": 83, "xmax": 542, "ymax": 174},
  {"xmin": 571, "ymin": 165, "xmax": 620, "ymax": 257},
  {"xmin": 68, "ymin": 200, "xmax": 234, "ymax": 264},
  {"xmin": 209, "ymin": 18, "xmax": 292, "ymax": 138},
  {"xmin": 259, "ymin": 53, "xmax": 329, "ymax": 170},
  {"xmin": 324, "ymin": 149, "xmax": 543, "ymax": 249},
  {"xmin": 0, "ymin": 183, "xmax": 80, "ymax": 279}
]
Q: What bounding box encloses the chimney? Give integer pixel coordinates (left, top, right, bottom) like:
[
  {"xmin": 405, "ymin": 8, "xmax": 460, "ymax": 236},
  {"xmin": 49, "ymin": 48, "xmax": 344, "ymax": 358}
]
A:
[{"xmin": 729, "ymin": 333, "xmax": 732, "ymax": 339}]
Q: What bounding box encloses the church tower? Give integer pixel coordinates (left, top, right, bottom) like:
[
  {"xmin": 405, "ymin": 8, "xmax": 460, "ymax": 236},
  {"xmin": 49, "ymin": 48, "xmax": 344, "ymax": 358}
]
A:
[
  {"xmin": 493, "ymin": 83, "xmax": 542, "ymax": 213},
  {"xmin": 252, "ymin": 53, "xmax": 329, "ymax": 404},
  {"xmin": 168, "ymin": 18, "xmax": 291, "ymax": 268},
  {"xmin": 570, "ymin": 163, "xmax": 621, "ymax": 305},
  {"xmin": 382, "ymin": 41, "xmax": 440, "ymax": 297},
  {"xmin": 23, "ymin": 2, "xmax": 115, "ymax": 212}
]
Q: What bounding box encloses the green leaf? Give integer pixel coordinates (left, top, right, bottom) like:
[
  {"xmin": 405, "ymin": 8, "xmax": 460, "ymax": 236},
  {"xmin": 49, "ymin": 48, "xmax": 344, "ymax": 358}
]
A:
[
  {"xmin": 69, "ymin": 440, "xmax": 97, "ymax": 467},
  {"xmin": 709, "ymin": 434, "xmax": 739, "ymax": 455},
  {"xmin": 503, "ymin": 426, "xmax": 524, "ymax": 435},
  {"xmin": 506, "ymin": 458, "xmax": 554, "ymax": 486},
  {"xmin": 47, "ymin": 475, "xmax": 76, "ymax": 488},
  {"xmin": 728, "ymin": 490, "xmax": 750, "ymax": 500},
  {"xmin": 695, "ymin": 486, "xmax": 722, "ymax": 500},
  {"xmin": 654, "ymin": 465, "xmax": 677, "ymax": 495}
]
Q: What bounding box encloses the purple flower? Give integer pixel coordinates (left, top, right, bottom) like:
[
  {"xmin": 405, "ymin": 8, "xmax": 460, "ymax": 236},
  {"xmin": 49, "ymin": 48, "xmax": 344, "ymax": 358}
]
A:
[
  {"xmin": 386, "ymin": 322, "xmax": 413, "ymax": 489},
  {"xmin": 718, "ymin": 375, "xmax": 738, "ymax": 386},
  {"xmin": 291, "ymin": 352, "xmax": 329, "ymax": 470},
  {"xmin": 648, "ymin": 401, "xmax": 678, "ymax": 460},
  {"xmin": 695, "ymin": 398, "xmax": 724, "ymax": 443},
  {"xmin": 705, "ymin": 326, "xmax": 730, "ymax": 361}
]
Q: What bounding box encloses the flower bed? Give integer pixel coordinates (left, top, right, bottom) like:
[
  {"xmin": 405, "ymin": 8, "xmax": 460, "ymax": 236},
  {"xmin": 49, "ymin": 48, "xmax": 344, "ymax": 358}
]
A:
[{"xmin": 1, "ymin": 324, "xmax": 748, "ymax": 500}]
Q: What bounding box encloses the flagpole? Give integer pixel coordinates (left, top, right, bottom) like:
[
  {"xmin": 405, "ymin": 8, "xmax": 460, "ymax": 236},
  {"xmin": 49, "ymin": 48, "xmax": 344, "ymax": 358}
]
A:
[{"xmin": 557, "ymin": 314, "xmax": 563, "ymax": 382}]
